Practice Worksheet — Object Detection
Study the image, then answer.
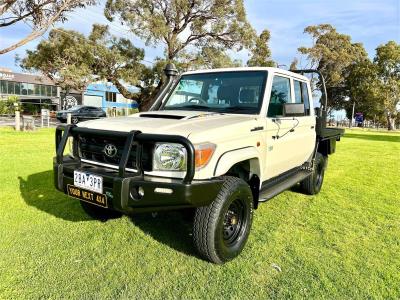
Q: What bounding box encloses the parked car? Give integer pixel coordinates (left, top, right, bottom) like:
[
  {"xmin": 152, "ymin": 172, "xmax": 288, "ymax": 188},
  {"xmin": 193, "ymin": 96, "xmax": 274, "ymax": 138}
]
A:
[
  {"xmin": 54, "ymin": 66, "xmax": 344, "ymax": 264},
  {"xmin": 56, "ymin": 106, "xmax": 106, "ymax": 124}
]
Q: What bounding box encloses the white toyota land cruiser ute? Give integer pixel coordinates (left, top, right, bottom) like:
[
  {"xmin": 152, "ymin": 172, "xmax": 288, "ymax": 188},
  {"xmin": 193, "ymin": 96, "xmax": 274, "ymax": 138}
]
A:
[{"xmin": 54, "ymin": 65, "xmax": 344, "ymax": 264}]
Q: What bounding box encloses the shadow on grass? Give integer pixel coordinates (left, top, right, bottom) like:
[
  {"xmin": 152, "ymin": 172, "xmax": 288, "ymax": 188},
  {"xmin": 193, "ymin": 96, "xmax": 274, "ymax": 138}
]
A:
[
  {"xmin": 130, "ymin": 210, "xmax": 197, "ymax": 257},
  {"xmin": 19, "ymin": 170, "xmax": 94, "ymax": 222},
  {"xmin": 19, "ymin": 170, "xmax": 198, "ymax": 257},
  {"xmin": 345, "ymin": 132, "xmax": 400, "ymax": 143}
]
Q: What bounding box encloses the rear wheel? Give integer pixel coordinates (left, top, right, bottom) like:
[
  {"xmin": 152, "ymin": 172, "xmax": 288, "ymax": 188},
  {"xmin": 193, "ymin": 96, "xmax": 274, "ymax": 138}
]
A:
[
  {"xmin": 193, "ymin": 176, "xmax": 253, "ymax": 264},
  {"xmin": 71, "ymin": 116, "xmax": 79, "ymax": 124},
  {"xmin": 300, "ymin": 152, "xmax": 327, "ymax": 195},
  {"xmin": 80, "ymin": 201, "xmax": 121, "ymax": 221}
]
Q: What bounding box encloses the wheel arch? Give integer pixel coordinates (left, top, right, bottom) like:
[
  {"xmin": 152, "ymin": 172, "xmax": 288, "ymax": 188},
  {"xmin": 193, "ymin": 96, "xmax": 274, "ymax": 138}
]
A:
[{"xmin": 213, "ymin": 147, "xmax": 261, "ymax": 209}]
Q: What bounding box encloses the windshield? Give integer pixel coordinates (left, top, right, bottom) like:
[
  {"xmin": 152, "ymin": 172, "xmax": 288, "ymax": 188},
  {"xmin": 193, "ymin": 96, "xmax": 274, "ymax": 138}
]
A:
[
  {"xmin": 161, "ymin": 71, "xmax": 268, "ymax": 114},
  {"xmin": 67, "ymin": 106, "xmax": 83, "ymax": 112}
]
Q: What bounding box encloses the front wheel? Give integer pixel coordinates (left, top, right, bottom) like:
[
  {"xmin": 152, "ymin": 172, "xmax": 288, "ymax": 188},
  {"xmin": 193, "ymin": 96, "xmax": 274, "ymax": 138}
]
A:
[{"xmin": 193, "ymin": 176, "xmax": 253, "ymax": 264}]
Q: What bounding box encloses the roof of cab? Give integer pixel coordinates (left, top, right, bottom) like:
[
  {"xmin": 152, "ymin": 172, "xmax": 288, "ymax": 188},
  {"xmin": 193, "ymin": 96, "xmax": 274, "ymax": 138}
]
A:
[{"xmin": 182, "ymin": 67, "xmax": 309, "ymax": 82}]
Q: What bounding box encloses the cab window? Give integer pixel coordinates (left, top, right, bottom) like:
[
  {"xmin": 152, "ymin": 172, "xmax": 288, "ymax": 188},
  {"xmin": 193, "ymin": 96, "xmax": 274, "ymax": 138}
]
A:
[
  {"xmin": 293, "ymin": 80, "xmax": 311, "ymax": 116},
  {"xmin": 267, "ymin": 76, "xmax": 291, "ymax": 117}
]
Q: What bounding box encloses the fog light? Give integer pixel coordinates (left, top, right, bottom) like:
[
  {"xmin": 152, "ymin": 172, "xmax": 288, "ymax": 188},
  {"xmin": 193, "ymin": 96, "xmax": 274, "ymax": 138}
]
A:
[
  {"xmin": 154, "ymin": 187, "xmax": 173, "ymax": 194},
  {"xmin": 130, "ymin": 186, "xmax": 144, "ymax": 201}
]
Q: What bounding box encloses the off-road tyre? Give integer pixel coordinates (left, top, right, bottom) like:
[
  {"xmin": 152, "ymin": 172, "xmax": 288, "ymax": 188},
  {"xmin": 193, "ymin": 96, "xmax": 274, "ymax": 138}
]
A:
[
  {"xmin": 193, "ymin": 176, "xmax": 253, "ymax": 264},
  {"xmin": 80, "ymin": 201, "xmax": 121, "ymax": 221},
  {"xmin": 300, "ymin": 152, "xmax": 327, "ymax": 195}
]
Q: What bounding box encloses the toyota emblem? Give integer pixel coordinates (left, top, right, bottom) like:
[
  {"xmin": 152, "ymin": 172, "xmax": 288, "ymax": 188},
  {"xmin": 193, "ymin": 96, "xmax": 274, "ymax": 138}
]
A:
[{"xmin": 103, "ymin": 144, "xmax": 118, "ymax": 158}]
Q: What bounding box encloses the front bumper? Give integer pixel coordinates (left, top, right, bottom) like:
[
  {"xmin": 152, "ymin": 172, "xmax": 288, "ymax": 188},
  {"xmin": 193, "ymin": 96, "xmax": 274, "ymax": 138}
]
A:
[{"xmin": 54, "ymin": 125, "xmax": 223, "ymax": 213}]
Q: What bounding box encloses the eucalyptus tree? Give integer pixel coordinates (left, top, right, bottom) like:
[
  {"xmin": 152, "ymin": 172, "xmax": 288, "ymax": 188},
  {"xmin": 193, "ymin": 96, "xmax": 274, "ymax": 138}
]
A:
[
  {"xmin": 0, "ymin": 0, "xmax": 95, "ymax": 54},
  {"xmin": 298, "ymin": 24, "xmax": 368, "ymax": 111}
]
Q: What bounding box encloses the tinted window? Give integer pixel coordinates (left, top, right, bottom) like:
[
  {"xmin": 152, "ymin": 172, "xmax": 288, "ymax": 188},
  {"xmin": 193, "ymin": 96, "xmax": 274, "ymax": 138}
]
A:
[
  {"xmin": 106, "ymin": 91, "xmax": 117, "ymax": 102},
  {"xmin": 27, "ymin": 83, "xmax": 34, "ymax": 95},
  {"xmin": 21, "ymin": 83, "xmax": 28, "ymax": 95},
  {"xmin": 14, "ymin": 82, "xmax": 21, "ymax": 94},
  {"xmin": 7, "ymin": 81, "xmax": 14, "ymax": 94},
  {"xmin": 267, "ymin": 76, "xmax": 291, "ymax": 117},
  {"xmin": 46, "ymin": 85, "xmax": 52, "ymax": 96},
  {"xmin": 1, "ymin": 81, "xmax": 7, "ymax": 93},
  {"xmin": 34, "ymin": 84, "xmax": 40, "ymax": 95}
]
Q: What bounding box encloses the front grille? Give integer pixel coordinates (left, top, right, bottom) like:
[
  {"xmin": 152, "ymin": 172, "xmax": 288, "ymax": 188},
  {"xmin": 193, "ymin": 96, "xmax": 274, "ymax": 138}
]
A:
[{"xmin": 76, "ymin": 134, "xmax": 153, "ymax": 171}]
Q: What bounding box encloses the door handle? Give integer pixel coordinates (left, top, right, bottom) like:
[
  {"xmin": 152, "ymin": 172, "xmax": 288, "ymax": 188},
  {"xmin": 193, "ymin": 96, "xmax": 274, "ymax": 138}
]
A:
[
  {"xmin": 311, "ymin": 126, "xmax": 315, "ymax": 129},
  {"xmin": 290, "ymin": 129, "xmax": 295, "ymax": 132}
]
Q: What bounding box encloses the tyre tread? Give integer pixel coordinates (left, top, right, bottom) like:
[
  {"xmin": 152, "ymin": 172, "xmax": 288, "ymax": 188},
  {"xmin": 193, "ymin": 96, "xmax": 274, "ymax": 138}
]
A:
[{"xmin": 193, "ymin": 176, "xmax": 252, "ymax": 264}]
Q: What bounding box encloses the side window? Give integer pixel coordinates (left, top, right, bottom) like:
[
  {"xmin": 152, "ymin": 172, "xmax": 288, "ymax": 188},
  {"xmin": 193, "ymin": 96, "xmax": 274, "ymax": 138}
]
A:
[
  {"xmin": 294, "ymin": 80, "xmax": 302, "ymax": 104},
  {"xmin": 267, "ymin": 76, "xmax": 291, "ymax": 117},
  {"xmin": 293, "ymin": 80, "xmax": 311, "ymax": 116},
  {"xmin": 301, "ymin": 82, "xmax": 310, "ymax": 115}
]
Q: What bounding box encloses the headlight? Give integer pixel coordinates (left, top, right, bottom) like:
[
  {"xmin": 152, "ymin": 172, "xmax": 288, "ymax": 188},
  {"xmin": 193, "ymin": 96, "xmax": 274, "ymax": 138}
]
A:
[{"xmin": 153, "ymin": 143, "xmax": 187, "ymax": 171}]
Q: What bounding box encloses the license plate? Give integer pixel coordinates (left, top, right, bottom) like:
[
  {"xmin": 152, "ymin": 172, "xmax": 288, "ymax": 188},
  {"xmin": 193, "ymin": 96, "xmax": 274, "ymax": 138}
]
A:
[
  {"xmin": 74, "ymin": 170, "xmax": 103, "ymax": 193},
  {"xmin": 67, "ymin": 184, "xmax": 108, "ymax": 208}
]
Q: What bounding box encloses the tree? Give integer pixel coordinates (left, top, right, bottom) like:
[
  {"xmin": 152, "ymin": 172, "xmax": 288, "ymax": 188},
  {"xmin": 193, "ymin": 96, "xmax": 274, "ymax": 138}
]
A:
[
  {"xmin": 345, "ymin": 41, "xmax": 399, "ymax": 130},
  {"xmin": 104, "ymin": 0, "xmax": 263, "ymax": 109},
  {"xmin": 105, "ymin": 0, "xmax": 256, "ymax": 62},
  {"xmin": 374, "ymin": 41, "xmax": 400, "ymax": 130},
  {"xmin": 0, "ymin": 0, "xmax": 95, "ymax": 55},
  {"xmin": 298, "ymin": 24, "xmax": 368, "ymax": 111},
  {"xmin": 247, "ymin": 30, "xmax": 275, "ymax": 67},
  {"xmin": 21, "ymin": 28, "xmax": 95, "ymax": 95},
  {"xmin": 87, "ymin": 24, "xmax": 146, "ymax": 100},
  {"xmin": 20, "ymin": 25, "xmax": 166, "ymax": 110},
  {"xmin": 187, "ymin": 46, "xmax": 242, "ymax": 69},
  {"xmin": 289, "ymin": 57, "xmax": 298, "ymax": 70},
  {"xmin": 346, "ymin": 59, "xmax": 381, "ymax": 120}
]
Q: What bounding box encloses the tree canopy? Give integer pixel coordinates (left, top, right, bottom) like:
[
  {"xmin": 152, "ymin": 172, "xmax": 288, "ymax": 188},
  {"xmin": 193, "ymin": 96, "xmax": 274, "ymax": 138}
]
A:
[
  {"xmin": 298, "ymin": 24, "xmax": 368, "ymax": 110},
  {"xmin": 104, "ymin": 0, "xmax": 257, "ymax": 63},
  {"xmin": 21, "ymin": 28, "xmax": 94, "ymax": 92},
  {"xmin": 21, "ymin": 25, "xmax": 145, "ymax": 99},
  {"xmin": 247, "ymin": 30, "xmax": 275, "ymax": 67},
  {"xmin": 0, "ymin": 0, "xmax": 95, "ymax": 54}
]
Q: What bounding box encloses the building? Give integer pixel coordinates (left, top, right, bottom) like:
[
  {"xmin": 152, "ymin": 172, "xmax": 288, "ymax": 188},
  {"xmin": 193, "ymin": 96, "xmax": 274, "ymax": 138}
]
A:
[
  {"xmin": 84, "ymin": 83, "xmax": 138, "ymax": 115},
  {"xmin": 0, "ymin": 68, "xmax": 59, "ymax": 112},
  {"xmin": 0, "ymin": 68, "xmax": 138, "ymax": 114}
]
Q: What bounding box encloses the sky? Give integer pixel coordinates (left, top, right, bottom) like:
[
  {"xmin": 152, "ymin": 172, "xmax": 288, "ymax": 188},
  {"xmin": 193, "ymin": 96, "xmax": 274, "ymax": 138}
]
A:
[{"xmin": 0, "ymin": 0, "xmax": 399, "ymax": 72}]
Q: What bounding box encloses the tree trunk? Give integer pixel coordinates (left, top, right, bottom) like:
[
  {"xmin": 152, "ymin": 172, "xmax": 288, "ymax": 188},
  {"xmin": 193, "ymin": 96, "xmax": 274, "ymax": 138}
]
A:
[
  {"xmin": 111, "ymin": 79, "xmax": 139, "ymax": 100},
  {"xmin": 138, "ymin": 82, "xmax": 163, "ymax": 112},
  {"xmin": 386, "ymin": 113, "xmax": 394, "ymax": 131}
]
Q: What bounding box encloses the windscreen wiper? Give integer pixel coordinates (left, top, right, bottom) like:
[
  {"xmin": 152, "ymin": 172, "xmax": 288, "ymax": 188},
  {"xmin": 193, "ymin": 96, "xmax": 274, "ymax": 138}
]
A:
[
  {"xmin": 165, "ymin": 105, "xmax": 211, "ymax": 110},
  {"xmin": 221, "ymin": 106, "xmax": 257, "ymax": 113}
]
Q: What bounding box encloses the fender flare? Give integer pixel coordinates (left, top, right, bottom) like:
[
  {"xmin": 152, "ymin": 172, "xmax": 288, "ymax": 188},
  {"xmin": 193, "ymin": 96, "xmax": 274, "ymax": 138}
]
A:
[{"xmin": 213, "ymin": 147, "xmax": 261, "ymax": 179}]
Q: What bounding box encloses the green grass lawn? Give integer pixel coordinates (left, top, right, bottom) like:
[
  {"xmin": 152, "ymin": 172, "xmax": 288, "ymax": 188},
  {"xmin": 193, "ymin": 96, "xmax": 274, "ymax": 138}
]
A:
[{"xmin": 0, "ymin": 127, "xmax": 399, "ymax": 299}]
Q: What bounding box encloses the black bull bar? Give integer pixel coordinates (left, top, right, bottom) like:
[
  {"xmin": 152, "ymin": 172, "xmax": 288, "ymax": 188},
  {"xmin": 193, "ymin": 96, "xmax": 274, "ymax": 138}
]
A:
[{"xmin": 55, "ymin": 124, "xmax": 196, "ymax": 183}]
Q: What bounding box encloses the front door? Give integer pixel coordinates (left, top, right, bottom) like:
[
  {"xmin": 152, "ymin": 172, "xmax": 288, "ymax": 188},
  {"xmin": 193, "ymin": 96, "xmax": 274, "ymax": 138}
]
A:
[{"xmin": 264, "ymin": 75, "xmax": 297, "ymax": 178}]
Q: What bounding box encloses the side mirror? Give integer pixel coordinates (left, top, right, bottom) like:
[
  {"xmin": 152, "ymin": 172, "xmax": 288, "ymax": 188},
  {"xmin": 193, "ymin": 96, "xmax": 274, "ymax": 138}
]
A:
[{"xmin": 283, "ymin": 103, "xmax": 305, "ymax": 117}]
